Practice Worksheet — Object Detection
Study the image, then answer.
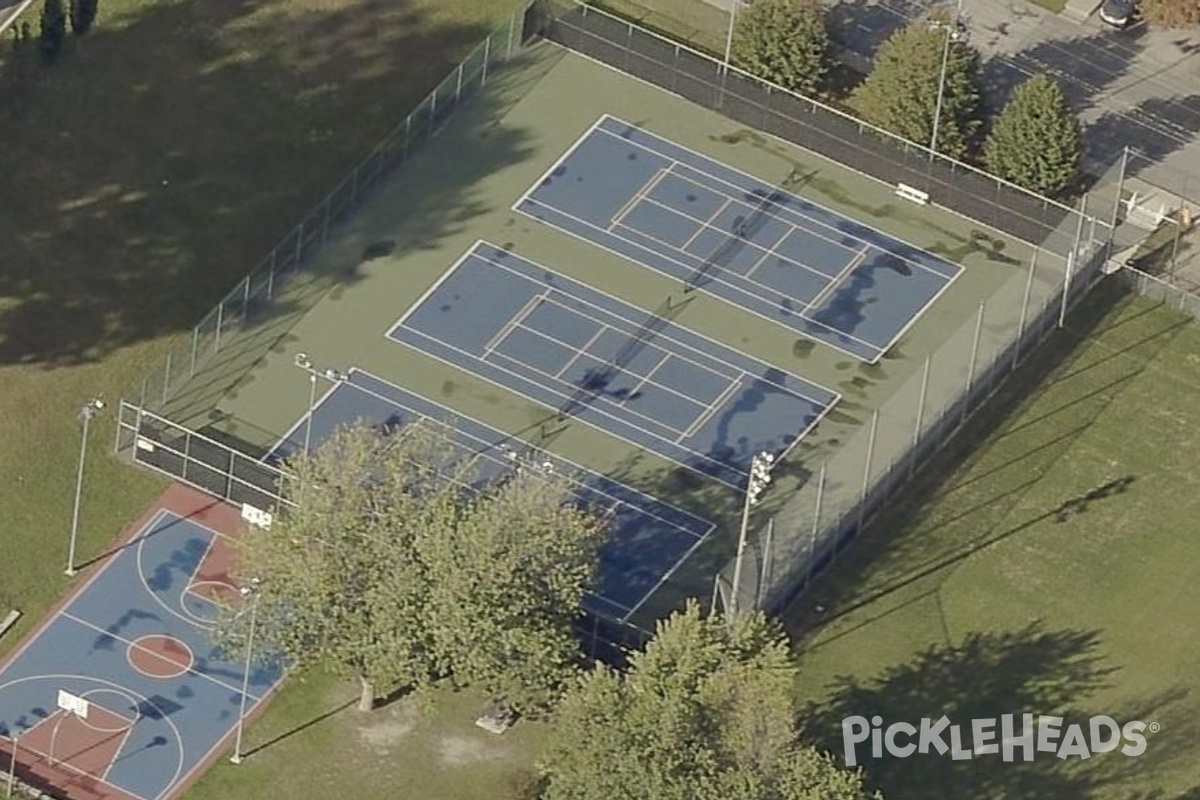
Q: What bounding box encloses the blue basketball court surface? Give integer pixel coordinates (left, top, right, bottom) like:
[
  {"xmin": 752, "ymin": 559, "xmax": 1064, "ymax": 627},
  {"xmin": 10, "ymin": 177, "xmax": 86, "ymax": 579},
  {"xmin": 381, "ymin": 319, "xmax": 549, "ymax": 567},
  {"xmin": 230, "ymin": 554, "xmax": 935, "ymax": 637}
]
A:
[
  {"xmin": 0, "ymin": 510, "xmax": 281, "ymax": 800},
  {"xmin": 386, "ymin": 242, "xmax": 840, "ymax": 489},
  {"xmin": 514, "ymin": 115, "xmax": 963, "ymax": 362},
  {"xmin": 267, "ymin": 369, "xmax": 716, "ymax": 622}
]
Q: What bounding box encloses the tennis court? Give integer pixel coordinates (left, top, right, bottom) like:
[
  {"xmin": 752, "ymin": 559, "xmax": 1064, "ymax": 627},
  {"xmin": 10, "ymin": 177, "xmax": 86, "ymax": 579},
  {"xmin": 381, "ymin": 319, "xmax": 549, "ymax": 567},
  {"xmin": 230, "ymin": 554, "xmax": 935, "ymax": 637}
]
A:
[
  {"xmin": 266, "ymin": 369, "xmax": 715, "ymax": 622},
  {"xmin": 514, "ymin": 115, "xmax": 963, "ymax": 362},
  {"xmin": 386, "ymin": 241, "xmax": 840, "ymax": 489}
]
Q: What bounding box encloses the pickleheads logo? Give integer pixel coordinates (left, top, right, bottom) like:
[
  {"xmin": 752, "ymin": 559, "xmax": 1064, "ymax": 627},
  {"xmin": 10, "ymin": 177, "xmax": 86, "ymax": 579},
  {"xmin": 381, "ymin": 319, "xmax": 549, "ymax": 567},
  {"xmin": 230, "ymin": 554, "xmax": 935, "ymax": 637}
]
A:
[{"xmin": 841, "ymin": 715, "xmax": 1157, "ymax": 766}]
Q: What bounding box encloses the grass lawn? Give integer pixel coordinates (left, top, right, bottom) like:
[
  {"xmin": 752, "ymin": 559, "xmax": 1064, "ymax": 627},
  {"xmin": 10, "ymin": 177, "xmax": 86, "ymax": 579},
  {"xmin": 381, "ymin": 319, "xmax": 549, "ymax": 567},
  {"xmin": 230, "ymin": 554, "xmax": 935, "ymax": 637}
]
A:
[
  {"xmin": 0, "ymin": 0, "xmax": 536, "ymax": 796},
  {"xmin": 185, "ymin": 671, "xmax": 548, "ymax": 800},
  {"xmin": 786, "ymin": 286, "xmax": 1200, "ymax": 799}
]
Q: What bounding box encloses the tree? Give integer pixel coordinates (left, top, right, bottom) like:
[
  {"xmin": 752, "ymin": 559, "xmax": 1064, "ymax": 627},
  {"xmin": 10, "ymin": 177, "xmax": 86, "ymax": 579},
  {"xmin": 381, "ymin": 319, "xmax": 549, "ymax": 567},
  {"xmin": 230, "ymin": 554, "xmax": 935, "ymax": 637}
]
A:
[
  {"xmin": 38, "ymin": 0, "xmax": 67, "ymax": 63},
  {"xmin": 215, "ymin": 420, "xmax": 606, "ymax": 714},
  {"xmin": 733, "ymin": 0, "xmax": 829, "ymax": 96},
  {"xmin": 850, "ymin": 11, "xmax": 981, "ymax": 159},
  {"xmin": 538, "ymin": 601, "xmax": 880, "ymax": 800},
  {"xmin": 69, "ymin": 0, "xmax": 99, "ymax": 36},
  {"xmin": 983, "ymin": 73, "xmax": 1082, "ymax": 197},
  {"xmin": 1141, "ymin": 0, "xmax": 1200, "ymax": 26}
]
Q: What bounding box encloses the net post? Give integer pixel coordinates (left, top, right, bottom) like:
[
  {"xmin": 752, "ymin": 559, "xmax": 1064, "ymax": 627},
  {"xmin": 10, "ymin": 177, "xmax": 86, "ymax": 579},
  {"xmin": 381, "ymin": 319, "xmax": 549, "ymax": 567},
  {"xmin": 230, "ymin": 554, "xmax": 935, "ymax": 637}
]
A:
[
  {"xmin": 909, "ymin": 354, "xmax": 931, "ymax": 479},
  {"xmin": 963, "ymin": 301, "xmax": 985, "ymax": 421},
  {"xmin": 805, "ymin": 463, "xmax": 827, "ymax": 586},
  {"xmin": 1014, "ymin": 247, "xmax": 1038, "ymax": 369}
]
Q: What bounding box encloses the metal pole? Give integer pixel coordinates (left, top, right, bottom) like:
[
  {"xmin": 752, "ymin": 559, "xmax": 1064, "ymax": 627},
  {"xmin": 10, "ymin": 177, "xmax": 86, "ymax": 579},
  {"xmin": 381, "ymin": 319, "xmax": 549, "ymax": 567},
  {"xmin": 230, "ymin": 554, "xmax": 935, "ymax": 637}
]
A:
[
  {"xmin": 230, "ymin": 589, "xmax": 259, "ymax": 764},
  {"xmin": 1059, "ymin": 251, "xmax": 1075, "ymax": 329},
  {"xmin": 66, "ymin": 403, "xmax": 100, "ymax": 577},
  {"xmin": 964, "ymin": 302, "xmax": 985, "ymax": 418},
  {"xmin": 190, "ymin": 327, "xmax": 199, "ymax": 378},
  {"xmin": 929, "ymin": 0, "xmax": 963, "ymax": 156},
  {"xmin": 1014, "ymin": 248, "xmax": 1038, "ymax": 369},
  {"xmin": 481, "ymin": 36, "xmax": 491, "ymax": 85},
  {"xmin": 730, "ymin": 474, "xmax": 754, "ymax": 620},
  {"xmin": 303, "ymin": 374, "xmax": 317, "ymax": 455},
  {"xmin": 757, "ymin": 518, "xmax": 773, "ymax": 609},
  {"xmin": 6, "ymin": 730, "xmax": 18, "ymax": 799},
  {"xmin": 806, "ymin": 464, "xmax": 827, "ymax": 585},
  {"xmin": 910, "ymin": 355, "xmax": 932, "ymax": 479},
  {"xmin": 722, "ymin": 0, "xmax": 739, "ymax": 71},
  {"xmin": 1107, "ymin": 147, "xmax": 1130, "ymax": 257},
  {"xmin": 213, "ymin": 303, "xmax": 224, "ymax": 355},
  {"xmin": 858, "ymin": 410, "xmax": 880, "ymax": 532}
]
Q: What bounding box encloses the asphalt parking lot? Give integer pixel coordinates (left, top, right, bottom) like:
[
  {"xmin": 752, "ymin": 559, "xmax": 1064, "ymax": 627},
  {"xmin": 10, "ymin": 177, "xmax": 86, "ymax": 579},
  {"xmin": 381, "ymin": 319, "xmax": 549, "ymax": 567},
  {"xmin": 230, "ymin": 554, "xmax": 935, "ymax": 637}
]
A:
[{"xmin": 826, "ymin": 0, "xmax": 1200, "ymax": 193}]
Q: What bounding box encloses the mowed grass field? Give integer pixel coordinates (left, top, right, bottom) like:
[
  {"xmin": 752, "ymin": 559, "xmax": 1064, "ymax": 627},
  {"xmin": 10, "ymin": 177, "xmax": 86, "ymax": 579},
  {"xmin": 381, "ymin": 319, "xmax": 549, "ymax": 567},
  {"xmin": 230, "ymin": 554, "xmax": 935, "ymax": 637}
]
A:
[
  {"xmin": 0, "ymin": 0, "xmax": 549, "ymax": 797},
  {"xmin": 787, "ymin": 286, "xmax": 1200, "ymax": 800}
]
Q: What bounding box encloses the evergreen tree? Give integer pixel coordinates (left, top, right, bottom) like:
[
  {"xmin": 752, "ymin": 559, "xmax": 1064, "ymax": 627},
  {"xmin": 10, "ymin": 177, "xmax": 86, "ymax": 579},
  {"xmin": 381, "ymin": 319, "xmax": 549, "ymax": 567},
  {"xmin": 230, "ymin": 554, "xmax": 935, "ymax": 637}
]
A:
[
  {"xmin": 39, "ymin": 0, "xmax": 67, "ymax": 63},
  {"xmin": 733, "ymin": 0, "xmax": 829, "ymax": 95},
  {"xmin": 984, "ymin": 73, "xmax": 1082, "ymax": 197},
  {"xmin": 850, "ymin": 11, "xmax": 981, "ymax": 158},
  {"xmin": 69, "ymin": 0, "xmax": 99, "ymax": 36}
]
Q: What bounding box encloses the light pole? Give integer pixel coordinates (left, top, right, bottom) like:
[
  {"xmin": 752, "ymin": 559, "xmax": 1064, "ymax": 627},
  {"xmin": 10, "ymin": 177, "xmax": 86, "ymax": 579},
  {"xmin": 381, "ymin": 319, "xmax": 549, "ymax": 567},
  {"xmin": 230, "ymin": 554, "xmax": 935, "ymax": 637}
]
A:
[
  {"xmin": 929, "ymin": 1, "xmax": 967, "ymax": 156},
  {"xmin": 729, "ymin": 451, "xmax": 774, "ymax": 620},
  {"xmin": 292, "ymin": 353, "xmax": 346, "ymax": 454},
  {"xmin": 230, "ymin": 578, "xmax": 261, "ymax": 765},
  {"xmin": 722, "ymin": 0, "xmax": 743, "ymax": 72},
  {"xmin": 66, "ymin": 397, "xmax": 105, "ymax": 577}
]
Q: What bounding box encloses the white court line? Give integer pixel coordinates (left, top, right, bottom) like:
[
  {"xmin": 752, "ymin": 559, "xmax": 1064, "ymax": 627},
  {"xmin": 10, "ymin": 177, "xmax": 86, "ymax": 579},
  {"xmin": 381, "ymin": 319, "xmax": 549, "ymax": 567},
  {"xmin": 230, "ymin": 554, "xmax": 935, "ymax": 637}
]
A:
[
  {"xmin": 464, "ymin": 243, "xmax": 842, "ymax": 408},
  {"xmin": 677, "ymin": 374, "xmax": 744, "ymax": 443},
  {"xmin": 0, "ymin": 672, "xmax": 185, "ymax": 800},
  {"xmin": 608, "ymin": 164, "xmax": 675, "ymax": 232},
  {"xmin": 482, "ymin": 289, "xmax": 548, "ymax": 357},
  {"xmin": 487, "ymin": 347, "xmax": 699, "ymax": 438},
  {"xmin": 554, "ymin": 324, "xmax": 609, "ymax": 379},
  {"xmin": 596, "ymin": 116, "xmax": 963, "ymax": 282},
  {"xmin": 630, "ymin": 193, "xmax": 833, "ymax": 284},
  {"xmin": 678, "ymin": 196, "xmax": 732, "ymax": 252},
  {"xmin": 619, "ymin": 351, "xmax": 672, "ymax": 407},
  {"xmin": 518, "ymin": 199, "xmax": 884, "ymax": 360},
  {"xmin": 511, "ymin": 116, "xmax": 609, "ymax": 213},
  {"xmin": 804, "ymin": 245, "xmax": 872, "ymax": 313},
  {"xmin": 265, "ymin": 368, "xmax": 350, "ymax": 460},
  {"xmin": 500, "ymin": 292, "xmax": 721, "ymax": 408},
  {"xmin": 343, "ymin": 367, "xmax": 716, "ymax": 541},
  {"xmin": 389, "ymin": 324, "xmax": 743, "ymax": 490},
  {"xmin": 337, "ymin": 369, "xmax": 719, "ymax": 622},
  {"xmin": 390, "ymin": 246, "xmax": 485, "ymax": 336},
  {"xmin": 59, "ymin": 611, "xmax": 265, "ymax": 701}
]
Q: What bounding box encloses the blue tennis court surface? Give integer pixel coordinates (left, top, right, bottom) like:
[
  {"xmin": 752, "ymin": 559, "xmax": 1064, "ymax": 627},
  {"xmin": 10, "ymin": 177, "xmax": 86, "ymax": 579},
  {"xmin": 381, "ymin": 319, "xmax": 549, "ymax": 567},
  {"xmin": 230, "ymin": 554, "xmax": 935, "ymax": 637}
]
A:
[
  {"xmin": 267, "ymin": 370, "xmax": 715, "ymax": 621},
  {"xmin": 514, "ymin": 115, "xmax": 963, "ymax": 362},
  {"xmin": 387, "ymin": 242, "xmax": 839, "ymax": 489}
]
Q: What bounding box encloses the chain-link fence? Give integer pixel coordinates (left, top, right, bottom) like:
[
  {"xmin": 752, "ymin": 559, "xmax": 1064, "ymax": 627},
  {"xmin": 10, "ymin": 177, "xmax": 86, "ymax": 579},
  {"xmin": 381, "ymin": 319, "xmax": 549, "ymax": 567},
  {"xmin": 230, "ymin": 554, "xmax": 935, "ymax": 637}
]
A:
[
  {"xmin": 126, "ymin": 1, "xmax": 538, "ymax": 415},
  {"xmin": 1121, "ymin": 267, "xmax": 1200, "ymax": 319},
  {"xmin": 543, "ymin": 1, "xmax": 1106, "ymax": 256}
]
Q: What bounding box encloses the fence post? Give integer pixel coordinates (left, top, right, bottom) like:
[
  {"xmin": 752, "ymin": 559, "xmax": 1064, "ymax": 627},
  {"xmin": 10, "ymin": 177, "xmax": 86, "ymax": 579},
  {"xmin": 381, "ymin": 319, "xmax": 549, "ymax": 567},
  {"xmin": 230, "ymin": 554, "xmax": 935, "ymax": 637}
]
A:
[
  {"xmin": 1014, "ymin": 247, "xmax": 1038, "ymax": 370},
  {"xmin": 963, "ymin": 302, "xmax": 985, "ymax": 421},
  {"xmin": 294, "ymin": 223, "xmax": 304, "ymax": 266},
  {"xmin": 507, "ymin": 8, "xmax": 517, "ymax": 58},
  {"xmin": 1059, "ymin": 250, "xmax": 1075, "ymax": 329},
  {"xmin": 805, "ymin": 463, "xmax": 827, "ymax": 586},
  {"xmin": 857, "ymin": 410, "xmax": 879, "ymax": 533},
  {"xmin": 481, "ymin": 35, "xmax": 492, "ymax": 85},
  {"xmin": 162, "ymin": 352, "xmax": 172, "ymax": 406},
  {"xmin": 429, "ymin": 86, "xmax": 438, "ymax": 133},
  {"xmin": 455, "ymin": 61, "xmax": 465, "ymax": 102},
  {"xmin": 214, "ymin": 303, "xmax": 224, "ymax": 355},
  {"xmin": 1107, "ymin": 146, "xmax": 1130, "ymax": 258},
  {"xmin": 910, "ymin": 355, "xmax": 931, "ymax": 480},
  {"xmin": 190, "ymin": 327, "xmax": 199, "ymax": 378}
]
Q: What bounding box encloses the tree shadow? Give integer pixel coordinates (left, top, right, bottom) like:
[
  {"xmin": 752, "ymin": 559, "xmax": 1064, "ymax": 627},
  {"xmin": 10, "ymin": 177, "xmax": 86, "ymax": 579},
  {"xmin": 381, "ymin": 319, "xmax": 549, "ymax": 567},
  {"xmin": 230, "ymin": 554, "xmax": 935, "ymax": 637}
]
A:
[
  {"xmin": 0, "ymin": 0, "xmax": 520, "ymax": 365},
  {"xmin": 798, "ymin": 624, "xmax": 1197, "ymax": 800}
]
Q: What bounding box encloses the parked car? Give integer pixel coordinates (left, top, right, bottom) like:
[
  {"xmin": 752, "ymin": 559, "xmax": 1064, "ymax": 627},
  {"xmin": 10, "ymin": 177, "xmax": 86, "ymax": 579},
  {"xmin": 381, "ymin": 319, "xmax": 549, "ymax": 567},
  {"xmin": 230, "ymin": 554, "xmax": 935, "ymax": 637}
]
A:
[{"xmin": 1099, "ymin": 0, "xmax": 1136, "ymax": 27}]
